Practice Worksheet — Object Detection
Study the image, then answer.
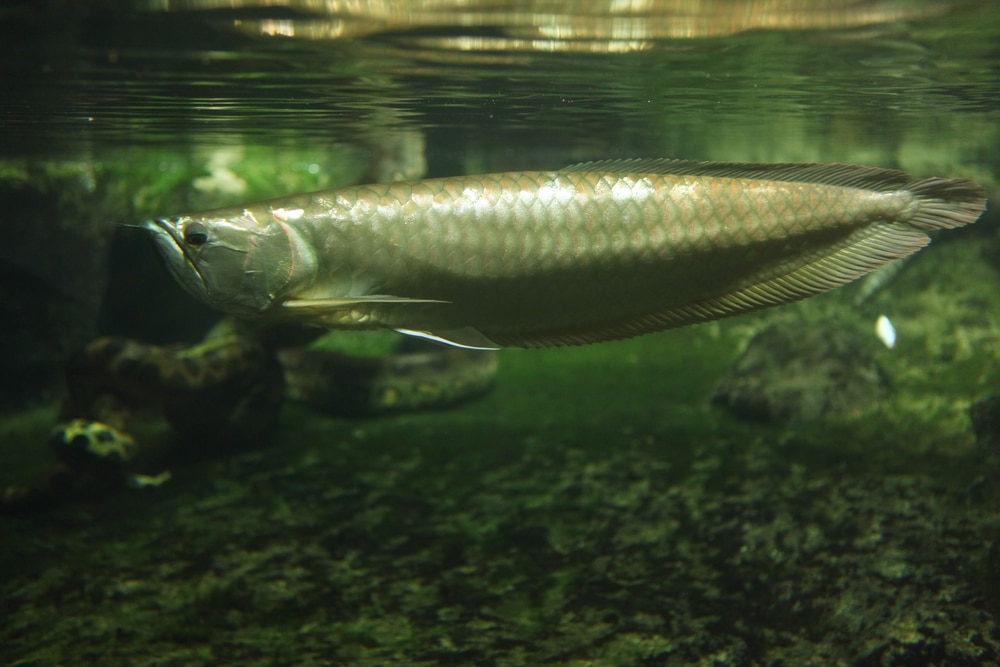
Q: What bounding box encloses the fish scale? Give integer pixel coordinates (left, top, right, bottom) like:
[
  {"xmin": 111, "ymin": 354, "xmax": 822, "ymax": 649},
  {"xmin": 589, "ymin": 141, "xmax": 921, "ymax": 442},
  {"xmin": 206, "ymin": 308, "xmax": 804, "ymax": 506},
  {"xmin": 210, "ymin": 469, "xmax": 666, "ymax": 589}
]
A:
[{"xmin": 142, "ymin": 159, "xmax": 986, "ymax": 349}]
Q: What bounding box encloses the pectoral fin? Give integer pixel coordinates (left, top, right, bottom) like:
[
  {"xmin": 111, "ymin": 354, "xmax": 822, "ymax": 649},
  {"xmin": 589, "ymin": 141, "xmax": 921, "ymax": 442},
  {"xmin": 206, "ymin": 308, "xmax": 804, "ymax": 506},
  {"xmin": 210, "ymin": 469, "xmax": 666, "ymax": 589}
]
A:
[
  {"xmin": 280, "ymin": 296, "xmax": 497, "ymax": 350},
  {"xmin": 282, "ymin": 295, "xmax": 449, "ymax": 312}
]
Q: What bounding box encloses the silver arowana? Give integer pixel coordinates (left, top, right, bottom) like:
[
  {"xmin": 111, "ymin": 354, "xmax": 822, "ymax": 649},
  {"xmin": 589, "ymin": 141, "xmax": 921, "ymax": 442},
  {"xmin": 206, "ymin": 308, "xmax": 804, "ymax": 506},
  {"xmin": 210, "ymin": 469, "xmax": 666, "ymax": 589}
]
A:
[{"xmin": 143, "ymin": 159, "xmax": 986, "ymax": 349}]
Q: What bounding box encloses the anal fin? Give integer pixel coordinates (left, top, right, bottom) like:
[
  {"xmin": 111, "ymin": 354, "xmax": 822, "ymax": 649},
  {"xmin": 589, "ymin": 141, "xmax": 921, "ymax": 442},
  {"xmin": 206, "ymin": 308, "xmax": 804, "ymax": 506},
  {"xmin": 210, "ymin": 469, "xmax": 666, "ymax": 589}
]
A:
[{"xmin": 487, "ymin": 221, "xmax": 933, "ymax": 349}]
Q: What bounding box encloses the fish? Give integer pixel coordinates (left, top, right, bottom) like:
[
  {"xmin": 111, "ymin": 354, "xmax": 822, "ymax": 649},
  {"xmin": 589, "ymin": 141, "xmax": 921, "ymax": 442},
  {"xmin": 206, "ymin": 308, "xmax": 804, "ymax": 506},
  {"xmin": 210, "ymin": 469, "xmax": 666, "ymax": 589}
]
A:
[{"xmin": 142, "ymin": 159, "xmax": 986, "ymax": 349}]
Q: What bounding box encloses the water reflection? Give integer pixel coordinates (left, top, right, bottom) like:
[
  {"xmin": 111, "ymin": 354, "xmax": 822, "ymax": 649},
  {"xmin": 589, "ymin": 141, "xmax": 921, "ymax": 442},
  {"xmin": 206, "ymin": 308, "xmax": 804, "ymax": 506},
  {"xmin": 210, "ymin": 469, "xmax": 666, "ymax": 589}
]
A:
[
  {"xmin": 0, "ymin": 0, "xmax": 996, "ymax": 166},
  {"xmin": 143, "ymin": 0, "xmax": 983, "ymax": 50}
]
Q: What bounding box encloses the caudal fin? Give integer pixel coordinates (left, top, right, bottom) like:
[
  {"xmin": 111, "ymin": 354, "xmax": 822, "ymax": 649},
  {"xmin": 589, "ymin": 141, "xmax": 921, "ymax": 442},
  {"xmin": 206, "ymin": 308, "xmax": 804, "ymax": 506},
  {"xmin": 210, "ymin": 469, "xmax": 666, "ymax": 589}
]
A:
[
  {"xmin": 906, "ymin": 177, "xmax": 987, "ymax": 231},
  {"xmin": 498, "ymin": 174, "xmax": 987, "ymax": 348}
]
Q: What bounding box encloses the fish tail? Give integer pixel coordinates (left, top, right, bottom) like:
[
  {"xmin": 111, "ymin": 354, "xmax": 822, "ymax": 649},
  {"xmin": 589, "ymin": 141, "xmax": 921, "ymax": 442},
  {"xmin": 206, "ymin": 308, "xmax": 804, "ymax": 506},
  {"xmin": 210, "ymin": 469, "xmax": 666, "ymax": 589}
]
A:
[
  {"xmin": 905, "ymin": 177, "xmax": 987, "ymax": 231},
  {"xmin": 600, "ymin": 174, "xmax": 987, "ymax": 342}
]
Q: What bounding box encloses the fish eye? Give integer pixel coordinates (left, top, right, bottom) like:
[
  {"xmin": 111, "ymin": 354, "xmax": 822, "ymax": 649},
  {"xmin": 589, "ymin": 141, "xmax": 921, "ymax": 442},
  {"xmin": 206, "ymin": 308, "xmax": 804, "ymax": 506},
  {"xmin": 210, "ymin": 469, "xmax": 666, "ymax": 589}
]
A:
[{"xmin": 183, "ymin": 222, "xmax": 209, "ymax": 247}]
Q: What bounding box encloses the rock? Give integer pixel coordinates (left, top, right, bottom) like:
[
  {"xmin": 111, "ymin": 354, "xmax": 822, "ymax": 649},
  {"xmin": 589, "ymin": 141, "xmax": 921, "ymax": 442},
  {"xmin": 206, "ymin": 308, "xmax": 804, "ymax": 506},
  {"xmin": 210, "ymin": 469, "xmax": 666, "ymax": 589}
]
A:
[
  {"xmin": 0, "ymin": 162, "xmax": 118, "ymax": 407},
  {"xmin": 971, "ymin": 394, "xmax": 1000, "ymax": 451},
  {"xmin": 711, "ymin": 322, "xmax": 889, "ymax": 423}
]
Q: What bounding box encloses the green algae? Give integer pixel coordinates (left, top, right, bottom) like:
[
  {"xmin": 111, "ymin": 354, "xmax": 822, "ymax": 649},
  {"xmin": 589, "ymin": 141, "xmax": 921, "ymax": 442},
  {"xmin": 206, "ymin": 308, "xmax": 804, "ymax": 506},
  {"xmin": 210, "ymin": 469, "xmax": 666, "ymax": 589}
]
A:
[
  {"xmin": 4, "ymin": 233, "xmax": 1000, "ymax": 664},
  {"xmin": 89, "ymin": 143, "xmax": 371, "ymax": 217},
  {"xmin": 0, "ymin": 405, "xmax": 59, "ymax": 489}
]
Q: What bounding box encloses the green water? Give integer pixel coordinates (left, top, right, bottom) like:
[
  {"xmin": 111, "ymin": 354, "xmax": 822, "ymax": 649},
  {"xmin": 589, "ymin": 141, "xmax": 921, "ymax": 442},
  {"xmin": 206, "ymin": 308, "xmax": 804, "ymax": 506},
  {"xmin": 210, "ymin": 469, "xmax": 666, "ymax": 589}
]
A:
[{"xmin": 2, "ymin": 2, "xmax": 1000, "ymax": 665}]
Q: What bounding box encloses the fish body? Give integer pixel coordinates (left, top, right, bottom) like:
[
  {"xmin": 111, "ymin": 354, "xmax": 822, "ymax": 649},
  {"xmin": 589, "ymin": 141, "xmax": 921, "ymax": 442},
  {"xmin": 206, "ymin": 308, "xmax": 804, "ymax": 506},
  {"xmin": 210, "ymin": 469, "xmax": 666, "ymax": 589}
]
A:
[{"xmin": 143, "ymin": 159, "xmax": 986, "ymax": 348}]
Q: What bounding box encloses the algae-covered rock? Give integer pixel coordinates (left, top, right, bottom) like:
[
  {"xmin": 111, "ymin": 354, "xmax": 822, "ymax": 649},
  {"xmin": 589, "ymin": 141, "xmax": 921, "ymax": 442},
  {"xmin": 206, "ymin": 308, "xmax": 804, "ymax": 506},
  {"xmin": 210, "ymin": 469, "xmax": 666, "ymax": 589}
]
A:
[
  {"xmin": 711, "ymin": 322, "xmax": 889, "ymax": 423},
  {"xmin": 972, "ymin": 394, "xmax": 1000, "ymax": 452},
  {"xmin": 0, "ymin": 162, "xmax": 120, "ymax": 407}
]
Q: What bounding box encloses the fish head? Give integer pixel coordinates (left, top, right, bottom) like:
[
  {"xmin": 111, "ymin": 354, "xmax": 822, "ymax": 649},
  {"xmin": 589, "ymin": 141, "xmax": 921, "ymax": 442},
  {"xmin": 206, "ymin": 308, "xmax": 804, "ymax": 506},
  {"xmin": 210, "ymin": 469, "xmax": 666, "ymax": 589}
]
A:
[{"xmin": 143, "ymin": 210, "xmax": 315, "ymax": 316}]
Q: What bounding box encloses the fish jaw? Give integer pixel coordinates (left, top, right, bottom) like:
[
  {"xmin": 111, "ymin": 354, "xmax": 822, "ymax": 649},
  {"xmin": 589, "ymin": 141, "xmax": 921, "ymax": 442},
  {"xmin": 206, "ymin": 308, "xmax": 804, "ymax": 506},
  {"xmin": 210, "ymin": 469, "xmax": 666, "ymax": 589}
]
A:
[
  {"xmin": 143, "ymin": 206, "xmax": 322, "ymax": 317},
  {"xmin": 142, "ymin": 218, "xmax": 212, "ymax": 306},
  {"xmin": 142, "ymin": 216, "xmax": 274, "ymax": 316}
]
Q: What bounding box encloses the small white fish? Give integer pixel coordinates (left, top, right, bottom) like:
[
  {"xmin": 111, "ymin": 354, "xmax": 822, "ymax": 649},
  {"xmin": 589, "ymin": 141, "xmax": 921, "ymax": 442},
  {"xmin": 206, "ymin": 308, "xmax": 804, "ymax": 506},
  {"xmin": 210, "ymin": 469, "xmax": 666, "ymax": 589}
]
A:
[{"xmin": 876, "ymin": 315, "xmax": 896, "ymax": 349}]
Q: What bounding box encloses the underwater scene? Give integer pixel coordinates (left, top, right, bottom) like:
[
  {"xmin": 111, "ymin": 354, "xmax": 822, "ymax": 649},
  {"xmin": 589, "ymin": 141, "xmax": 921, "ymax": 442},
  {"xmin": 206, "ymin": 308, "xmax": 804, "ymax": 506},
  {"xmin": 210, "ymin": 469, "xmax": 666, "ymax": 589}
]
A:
[{"xmin": 2, "ymin": 1, "xmax": 1000, "ymax": 665}]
